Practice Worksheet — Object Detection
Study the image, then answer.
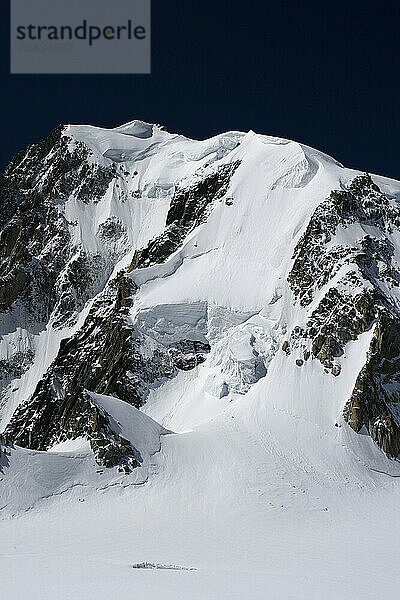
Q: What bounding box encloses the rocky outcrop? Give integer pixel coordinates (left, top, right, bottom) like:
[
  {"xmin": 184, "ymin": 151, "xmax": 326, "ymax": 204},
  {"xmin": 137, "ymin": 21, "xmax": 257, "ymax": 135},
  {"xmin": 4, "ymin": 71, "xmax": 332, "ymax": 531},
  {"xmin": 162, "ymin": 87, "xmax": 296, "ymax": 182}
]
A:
[
  {"xmin": 0, "ymin": 187, "xmax": 70, "ymax": 323},
  {"xmin": 4, "ymin": 125, "xmax": 116, "ymax": 204},
  {"xmin": 0, "ymin": 433, "xmax": 11, "ymax": 473},
  {"xmin": 287, "ymin": 174, "xmax": 400, "ymax": 456},
  {"xmin": 129, "ymin": 161, "xmax": 240, "ymax": 270},
  {"xmin": 0, "ymin": 126, "xmax": 117, "ymax": 328},
  {"xmin": 5, "ymin": 390, "xmax": 140, "ymax": 473},
  {"xmin": 0, "ymin": 349, "xmax": 34, "ymax": 390},
  {"xmin": 0, "ymin": 126, "xmax": 129, "ymax": 421},
  {"xmin": 288, "ymin": 174, "xmax": 399, "ymax": 306},
  {"xmin": 4, "ymin": 271, "xmax": 209, "ymax": 467},
  {"xmin": 344, "ymin": 311, "xmax": 400, "ymax": 457},
  {"xmin": 287, "ymin": 272, "xmax": 377, "ymax": 373},
  {"xmin": 89, "ymin": 401, "xmax": 141, "ymax": 472}
]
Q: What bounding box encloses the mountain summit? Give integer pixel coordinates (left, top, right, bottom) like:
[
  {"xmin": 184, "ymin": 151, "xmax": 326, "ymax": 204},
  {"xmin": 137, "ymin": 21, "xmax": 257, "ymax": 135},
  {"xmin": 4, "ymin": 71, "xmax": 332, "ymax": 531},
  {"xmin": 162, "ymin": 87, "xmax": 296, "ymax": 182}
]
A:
[{"xmin": 1, "ymin": 121, "xmax": 400, "ymax": 600}]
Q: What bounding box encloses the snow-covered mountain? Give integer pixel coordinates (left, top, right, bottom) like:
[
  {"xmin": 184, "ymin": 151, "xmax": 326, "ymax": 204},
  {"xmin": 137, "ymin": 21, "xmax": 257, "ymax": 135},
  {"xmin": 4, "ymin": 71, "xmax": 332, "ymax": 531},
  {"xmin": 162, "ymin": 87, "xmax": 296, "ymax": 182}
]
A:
[{"xmin": 1, "ymin": 120, "xmax": 400, "ymax": 599}]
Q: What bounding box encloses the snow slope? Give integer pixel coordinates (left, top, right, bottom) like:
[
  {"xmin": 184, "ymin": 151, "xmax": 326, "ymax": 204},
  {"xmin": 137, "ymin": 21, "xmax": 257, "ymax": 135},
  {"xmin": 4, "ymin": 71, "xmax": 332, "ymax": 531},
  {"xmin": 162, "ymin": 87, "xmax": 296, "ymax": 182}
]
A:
[{"xmin": 1, "ymin": 120, "xmax": 400, "ymax": 599}]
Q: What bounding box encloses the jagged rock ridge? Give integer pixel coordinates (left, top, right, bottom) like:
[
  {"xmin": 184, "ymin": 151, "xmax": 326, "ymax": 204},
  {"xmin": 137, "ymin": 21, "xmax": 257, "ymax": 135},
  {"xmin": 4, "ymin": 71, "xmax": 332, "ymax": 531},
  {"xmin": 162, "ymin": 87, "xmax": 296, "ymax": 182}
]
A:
[
  {"xmin": 286, "ymin": 174, "xmax": 400, "ymax": 455},
  {"xmin": 5, "ymin": 272, "xmax": 209, "ymax": 462}
]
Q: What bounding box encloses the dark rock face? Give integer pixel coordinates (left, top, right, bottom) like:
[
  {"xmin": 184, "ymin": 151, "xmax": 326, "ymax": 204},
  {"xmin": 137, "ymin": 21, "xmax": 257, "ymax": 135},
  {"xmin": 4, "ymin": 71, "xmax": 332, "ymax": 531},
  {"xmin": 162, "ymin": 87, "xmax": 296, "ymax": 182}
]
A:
[
  {"xmin": 0, "ymin": 126, "xmax": 130, "ymax": 426},
  {"xmin": 0, "ymin": 433, "xmax": 11, "ymax": 473},
  {"xmin": 0, "ymin": 125, "xmax": 117, "ymax": 329},
  {"xmin": 129, "ymin": 161, "xmax": 240, "ymax": 270},
  {"xmin": 344, "ymin": 312, "xmax": 400, "ymax": 457},
  {"xmin": 287, "ymin": 174, "xmax": 400, "ymax": 456},
  {"xmin": 288, "ymin": 174, "xmax": 399, "ymax": 307},
  {"xmin": 0, "ymin": 349, "xmax": 34, "ymax": 392},
  {"xmin": 90, "ymin": 402, "xmax": 141, "ymax": 472},
  {"xmin": 288, "ymin": 273, "xmax": 377, "ymax": 372},
  {"xmin": 0, "ymin": 188, "xmax": 70, "ymax": 323},
  {"xmin": 0, "ymin": 351, "xmax": 34, "ymax": 378},
  {"xmin": 6, "ymin": 389, "xmax": 140, "ymax": 473},
  {"xmin": 4, "ymin": 125, "xmax": 116, "ymax": 204},
  {"xmin": 169, "ymin": 340, "xmax": 210, "ymax": 371}
]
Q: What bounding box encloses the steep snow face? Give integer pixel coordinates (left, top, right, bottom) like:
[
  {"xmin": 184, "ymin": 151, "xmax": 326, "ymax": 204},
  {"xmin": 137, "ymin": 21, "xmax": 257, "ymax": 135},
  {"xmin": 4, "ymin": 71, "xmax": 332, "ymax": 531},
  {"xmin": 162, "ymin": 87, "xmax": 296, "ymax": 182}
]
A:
[
  {"xmin": 1, "ymin": 120, "xmax": 400, "ymax": 599},
  {"xmin": 129, "ymin": 132, "xmax": 344, "ymax": 313}
]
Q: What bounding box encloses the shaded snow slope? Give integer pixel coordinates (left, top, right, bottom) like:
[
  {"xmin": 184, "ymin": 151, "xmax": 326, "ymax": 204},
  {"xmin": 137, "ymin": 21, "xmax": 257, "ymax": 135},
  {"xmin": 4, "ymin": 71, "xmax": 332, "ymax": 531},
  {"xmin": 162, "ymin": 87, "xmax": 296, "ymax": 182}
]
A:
[{"xmin": 0, "ymin": 391, "xmax": 169, "ymax": 515}]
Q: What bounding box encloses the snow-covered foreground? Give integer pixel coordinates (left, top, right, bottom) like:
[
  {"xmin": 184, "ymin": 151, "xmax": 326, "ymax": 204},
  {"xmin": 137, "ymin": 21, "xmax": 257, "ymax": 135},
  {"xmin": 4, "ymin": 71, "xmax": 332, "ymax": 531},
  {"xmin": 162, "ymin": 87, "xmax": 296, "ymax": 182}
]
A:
[
  {"xmin": 1, "ymin": 120, "xmax": 400, "ymax": 599},
  {"xmin": 2, "ymin": 355, "xmax": 400, "ymax": 599}
]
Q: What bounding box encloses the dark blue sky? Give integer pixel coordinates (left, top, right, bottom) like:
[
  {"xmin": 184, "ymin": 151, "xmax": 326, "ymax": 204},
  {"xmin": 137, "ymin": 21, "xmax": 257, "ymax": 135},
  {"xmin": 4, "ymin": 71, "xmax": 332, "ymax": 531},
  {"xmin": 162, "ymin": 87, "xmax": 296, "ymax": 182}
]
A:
[{"xmin": 1, "ymin": 0, "xmax": 399, "ymax": 178}]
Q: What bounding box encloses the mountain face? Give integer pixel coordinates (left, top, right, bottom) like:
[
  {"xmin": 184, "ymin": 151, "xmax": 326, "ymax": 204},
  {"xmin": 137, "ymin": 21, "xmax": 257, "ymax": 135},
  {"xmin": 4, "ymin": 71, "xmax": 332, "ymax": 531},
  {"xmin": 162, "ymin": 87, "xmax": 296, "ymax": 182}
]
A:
[
  {"xmin": 1, "ymin": 121, "xmax": 399, "ymax": 465},
  {"xmin": 1, "ymin": 121, "xmax": 400, "ymax": 600},
  {"xmin": 286, "ymin": 173, "xmax": 400, "ymax": 456}
]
